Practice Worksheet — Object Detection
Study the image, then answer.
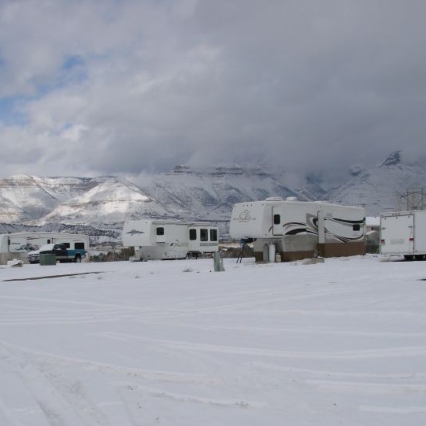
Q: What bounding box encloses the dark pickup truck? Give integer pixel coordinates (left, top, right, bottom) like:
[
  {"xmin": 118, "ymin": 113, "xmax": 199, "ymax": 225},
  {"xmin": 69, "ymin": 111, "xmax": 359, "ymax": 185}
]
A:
[{"xmin": 28, "ymin": 243, "xmax": 87, "ymax": 264}]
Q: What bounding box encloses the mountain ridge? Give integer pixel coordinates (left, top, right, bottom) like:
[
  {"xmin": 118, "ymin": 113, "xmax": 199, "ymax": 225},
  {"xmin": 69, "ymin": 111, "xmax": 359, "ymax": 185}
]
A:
[{"xmin": 1, "ymin": 152, "xmax": 425, "ymax": 242}]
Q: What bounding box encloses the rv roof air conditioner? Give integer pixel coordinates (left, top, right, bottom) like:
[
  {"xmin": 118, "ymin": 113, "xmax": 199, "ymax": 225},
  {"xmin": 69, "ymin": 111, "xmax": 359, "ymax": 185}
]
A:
[{"xmin": 265, "ymin": 197, "xmax": 284, "ymax": 201}]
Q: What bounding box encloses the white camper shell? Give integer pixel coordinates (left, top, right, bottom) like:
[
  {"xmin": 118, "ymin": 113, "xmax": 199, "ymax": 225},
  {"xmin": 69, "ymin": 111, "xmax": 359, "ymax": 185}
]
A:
[
  {"xmin": 230, "ymin": 198, "xmax": 365, "ymax": 261},
  {"xmin": 122, "ymin": 220, "xmax": 219, "ymax": 260},
  {"xmin": 380, "ymin": 210, "xmax": 426, "ymax": 260},
  {"xmin": 0, "ymin": 232, "xmax": 90, "ymax": 265}
]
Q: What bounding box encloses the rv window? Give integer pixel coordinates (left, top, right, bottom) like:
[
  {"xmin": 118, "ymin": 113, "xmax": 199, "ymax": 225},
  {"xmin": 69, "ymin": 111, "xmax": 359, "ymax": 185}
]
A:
[
  {"xmin": 156, "ymin": 227, "xmax": 165, "ymax": 236},
  {"xmin": 200, "ymin": 229, "xmax": 208, "ymax": 241},
  {"xmin": 47, "ymin": 239, "xmax": 51, "ymax": 244},
  {"xmin": 189, "ymin": 229, "xmax": 197, "ymax": 240},
  {"xmin": 75, "ymin": 242, "xmax": 85, "ymax": 249},
  {"xmin": 64, "ymin": 243, "xmax": 71, "ymax": 249},
  {"xmin": 273, "ymin": 214, "xmax": 281, "ymax": 225},
  {"xmin": 210, "ymin": 229, "xmax": 218, "ymax": 241},
  {"xmin": 353, "ymin": 224, "xmax": 361, "ymax": 231}
]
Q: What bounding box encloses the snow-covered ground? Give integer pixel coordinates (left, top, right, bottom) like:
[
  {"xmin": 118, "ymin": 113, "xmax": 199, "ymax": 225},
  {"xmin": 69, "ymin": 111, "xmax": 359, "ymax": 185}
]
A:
[{"xmin": 0, "ymin": 255, "xmax": 425, "ymax": 425}]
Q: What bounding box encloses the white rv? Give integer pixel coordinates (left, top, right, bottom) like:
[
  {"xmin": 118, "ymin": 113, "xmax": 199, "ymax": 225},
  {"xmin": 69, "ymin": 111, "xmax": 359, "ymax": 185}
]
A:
[
  {"xmin": 230, "ymin": 198, "xmax": 365, "ymax": 261},
  {"xmin": 380, "ymin": 210, "xmax": 426, "ymax": 260},
  {"xmin": 122, "ymin": 220, "xmax": 219, "ymax": 260},
  {"xmin": 0, "ymin": 232, "xmax": 90, "ymax": 265}
]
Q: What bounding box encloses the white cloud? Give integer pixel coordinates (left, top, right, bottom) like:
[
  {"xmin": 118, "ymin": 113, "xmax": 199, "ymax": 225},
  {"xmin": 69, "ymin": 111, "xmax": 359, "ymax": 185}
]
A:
[{"xmin": 1, "ymin": 0, "xmax": 426, "ymax": 179}]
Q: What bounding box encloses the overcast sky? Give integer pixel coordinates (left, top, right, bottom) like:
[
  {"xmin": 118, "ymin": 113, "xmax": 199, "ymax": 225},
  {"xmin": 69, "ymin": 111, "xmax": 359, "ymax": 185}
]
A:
[{"xmin": 0, "ymin": 0, "xmax": 425, "ymax": 179}]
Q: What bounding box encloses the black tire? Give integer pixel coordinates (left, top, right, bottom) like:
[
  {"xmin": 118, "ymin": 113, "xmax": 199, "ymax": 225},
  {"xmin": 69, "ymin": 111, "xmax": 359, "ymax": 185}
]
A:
[{"xmin": 75, "ymin": 255, "xmax": 81, "ymax": 263}]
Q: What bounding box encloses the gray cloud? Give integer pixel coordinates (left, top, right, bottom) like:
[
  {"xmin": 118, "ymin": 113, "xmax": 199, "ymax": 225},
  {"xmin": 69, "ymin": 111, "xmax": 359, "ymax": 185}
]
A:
[{"xmin": 1, "ymin": 0, "xmax": 426, "ymax": 179}]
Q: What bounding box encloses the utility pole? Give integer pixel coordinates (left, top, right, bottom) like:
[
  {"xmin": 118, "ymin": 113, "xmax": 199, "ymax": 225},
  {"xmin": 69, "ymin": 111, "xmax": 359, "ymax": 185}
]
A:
[{"xmin": 400, "ymin": 188, "xmax": 425, "ymax": 211}]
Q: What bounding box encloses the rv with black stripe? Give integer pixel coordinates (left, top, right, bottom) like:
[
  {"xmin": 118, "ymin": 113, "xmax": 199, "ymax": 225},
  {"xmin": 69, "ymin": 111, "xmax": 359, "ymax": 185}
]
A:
[{"xmin": 230, "ymin": 197, "xmax": 365, "ymax": 261}]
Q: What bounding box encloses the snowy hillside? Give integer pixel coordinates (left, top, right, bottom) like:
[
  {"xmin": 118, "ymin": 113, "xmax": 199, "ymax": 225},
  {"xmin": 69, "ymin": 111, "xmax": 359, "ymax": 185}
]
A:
[
  {"xmin": 136, "ymin": 165, "xmax": 300, "ymax": 222},
  {"xmin": 0, "ymin": 255, "xmax": 425, "ymax": 425},
  {"xmin": 327, "ymin": 152, "xmax": 426, "ymax": 215},
  {"xmin": 0, "ymin": 165, "xmax": 310, "ymax": 237},
  {"xmin": 0, "ymin": 175, "xmax": 103, "ymax": 223},
  {"xmin": 36, "ymin": 178, "xmax": 178, "ymax": 228}
]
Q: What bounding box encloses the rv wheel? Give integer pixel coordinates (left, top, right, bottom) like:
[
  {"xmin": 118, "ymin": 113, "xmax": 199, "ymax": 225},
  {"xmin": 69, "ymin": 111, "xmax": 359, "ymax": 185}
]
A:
[{"xmin": 75, "ymin": 255, "xmax": 81, "ymax": 263}]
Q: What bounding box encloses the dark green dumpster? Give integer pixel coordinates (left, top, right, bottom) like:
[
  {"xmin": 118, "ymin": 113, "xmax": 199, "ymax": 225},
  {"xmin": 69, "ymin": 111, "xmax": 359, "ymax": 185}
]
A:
[{"xmin": 40, "ymin": 254, "xmax": 57, "ymax": 265}]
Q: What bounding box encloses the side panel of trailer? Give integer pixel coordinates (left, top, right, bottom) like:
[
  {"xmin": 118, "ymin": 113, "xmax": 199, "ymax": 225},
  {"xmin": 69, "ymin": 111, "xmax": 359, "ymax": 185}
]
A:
[
  {"xmin": 147, "ymin": 223, "xmax": 188, "ymax": 259},
  {"xmin": 8, "ymin": 234, "xmax": 87, "ymax": 253},
  {"xmin": 0, "ymin": 233, "xmax": 90, "ymax": 264},
  {"xmin": 187, "ymin": 225, "xmax": 219, "ymax": 255},
  {"xmin": 123, "ymin": 220, "xmax": 189, "ymax": 260},
  {"xmin": 380, "ymin": 213, "xmax": 413, "ymax": 255},
  {"xmin": 414, "ymin": 211, "xmax": 426, "ymax": 252},
  {"xmin": 380, "ymin": 211, "xmax": 426, "ymax": 257},
  {"xmin": 275, "ymin": 202, "xmax": 365, "ymax": 260},
  {"xmin": 123, "ymin": 220, "xmax": 219, "ymax": 260},
  {"xmin": 274, "ymin": 203, "xmax": 364, "ymax": 239},
  {"xmin": 230, "ymin": 202, "xmax": 273, "ymax": 239},
  {"xmin": 122, "ymin": 221, "xmax": 153, "ymax": 247},
  {"xmin": 230, "ymin": 199, "xmax": 365, "ymax": 261}
]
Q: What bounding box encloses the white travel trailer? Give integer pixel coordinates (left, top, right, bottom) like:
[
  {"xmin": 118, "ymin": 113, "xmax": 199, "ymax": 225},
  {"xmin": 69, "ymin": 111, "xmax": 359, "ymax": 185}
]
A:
[
  {"xmin": 122, "ymin": 220, "xmax": 219, "ymax": 260},
  {"xmin": 230, "ymin": 198, "xmax": 365, "ymax": 261},
  {"xmin": 380, "ymin": 210, "xmax": 426, "ymax": 260},
  {"xmin": 0, "ymin": 232, "xmax": 90, "ymax": 265}
]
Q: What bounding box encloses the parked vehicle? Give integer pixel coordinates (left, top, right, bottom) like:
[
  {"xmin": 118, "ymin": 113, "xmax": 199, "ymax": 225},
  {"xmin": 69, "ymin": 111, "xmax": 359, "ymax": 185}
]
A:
[
  {"xmin": 28, "ymin": 242, "xmax": 88, "ymax": 264},
  {"xmin": 0, "ymin": 232, "xmax": 90, "ymax": 265},
  {"xmin": 122, "ymin": 220, "xmax": 219, "ymax": 260},
  {"xmin": 230, "ymin": 197, "xmax": 365, "ymax": 261},
  {"xmin": 380, "ymin": 210, "xmax": 426, "ymax": 260}
]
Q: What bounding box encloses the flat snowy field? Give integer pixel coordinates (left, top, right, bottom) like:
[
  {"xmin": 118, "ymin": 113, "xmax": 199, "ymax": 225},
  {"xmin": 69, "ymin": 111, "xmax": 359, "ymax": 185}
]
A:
[{"xmin": 1, "ymin": 255, "xmax": 425, "ymax": 425}]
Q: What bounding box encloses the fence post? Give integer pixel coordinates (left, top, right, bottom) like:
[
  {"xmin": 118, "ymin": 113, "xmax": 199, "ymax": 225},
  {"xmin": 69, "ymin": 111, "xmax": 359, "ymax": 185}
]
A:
[{"xmin": 213, "ymin": 252, "xmax": 224, "ymax": 271}]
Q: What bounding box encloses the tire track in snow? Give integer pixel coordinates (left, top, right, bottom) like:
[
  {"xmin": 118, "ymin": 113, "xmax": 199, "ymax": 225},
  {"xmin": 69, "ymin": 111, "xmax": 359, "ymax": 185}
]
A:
[
  {"xmin": 0, "ymin": 398, "xmax": 25, "ymax": 426},
  {"xmin": 250, "ymin": 361, "xmax": 426, "ymax": 380},
  {"xmin": 1, "ymin": 341, "xmax": 224, "ymax": 425},
  {"xmin": 0, "ymin": 341, "xmax": 220, "ymax": 386},
  {"xmin": 306, "ymin": 380, "xmax": 426, "ymax": 395},
  {"xmin": 0, "ymin": 344, "xmax": 120, "ymax": 426},
  {"xmin": 249, "ymin": 361, "xmax": 426, "ymax": 403},
  {"xmin": 115, "ymin": 383, "xmax": 266, "ymax": 426},
  {"xmin": 360, "ymin": 405, "xmax": 426, "ymax": 414},
  {"xmin": 96, "ymin": 331, "xmax": 426, "ymax": 360},
  {"xmin": 144, "ymin": 321, "xmax": 426, "ymax": 339},
  {"xmin": 0, "ymin": 298, "xmax": 176, "ymax": 326}
]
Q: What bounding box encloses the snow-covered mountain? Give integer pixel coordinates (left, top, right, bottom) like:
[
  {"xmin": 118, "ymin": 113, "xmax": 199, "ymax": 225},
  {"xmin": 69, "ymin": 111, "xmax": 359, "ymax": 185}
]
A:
[
  {"xmin": 0, "ymin": 175, "xmax": 103, "ymax": 223},
  {"xmin": 1, "ymin": 153, "xmax": 425, "ymax": 240},
  {"xmin": 0, "ymin": 165, "xmax": 311, "ymax": 239},
  {"xmin": 36, "ymin": 178, "xmax": 174, "ymax": 228},
  {"xmin": 326, "ymin": 151, "xmax": 426, "ymax": 215},
  {"xmin": 136, "ymin": 165, "xmax": 302, "ymax": 222}
]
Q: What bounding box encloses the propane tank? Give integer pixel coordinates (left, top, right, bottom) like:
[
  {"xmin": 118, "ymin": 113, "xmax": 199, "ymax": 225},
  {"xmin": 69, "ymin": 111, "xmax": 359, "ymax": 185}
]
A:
[{"xmin": 269, "ymin": 243, "xmax": 276, "ymax": 263}]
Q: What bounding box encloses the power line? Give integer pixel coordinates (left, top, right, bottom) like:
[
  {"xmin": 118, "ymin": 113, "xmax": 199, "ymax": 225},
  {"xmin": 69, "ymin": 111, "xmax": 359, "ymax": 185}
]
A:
[{"xmin": 400, "ymin": 188, "xmax": 425, "ymax": 211}]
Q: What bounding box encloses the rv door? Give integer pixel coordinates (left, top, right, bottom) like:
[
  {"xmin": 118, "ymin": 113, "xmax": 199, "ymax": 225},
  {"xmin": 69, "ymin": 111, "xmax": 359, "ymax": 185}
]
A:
[
  {"xmin": 381, "ymin": 214, "xmax": 413, "ymax": 254},
  {"xmin": 272, "ymin": 206, "xmax": 282, "ymax": 236},
  {"xmin": 155, "ymin": 226, "xmax": 166, "ymax": 243}
]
